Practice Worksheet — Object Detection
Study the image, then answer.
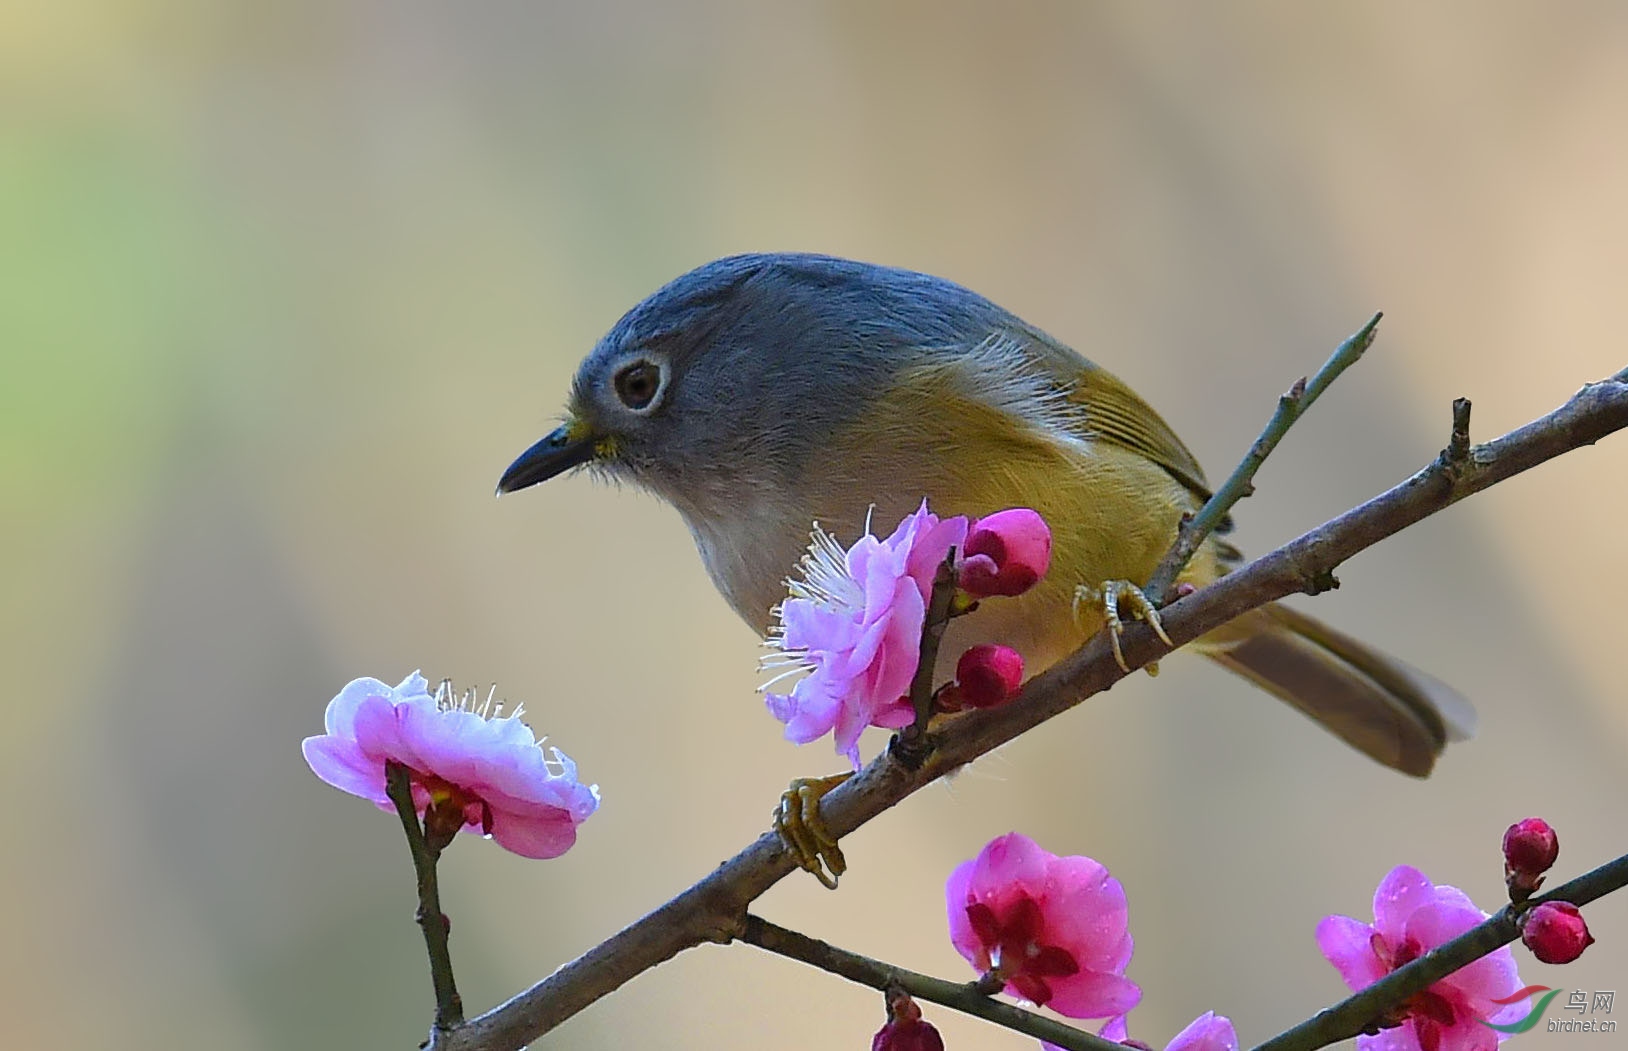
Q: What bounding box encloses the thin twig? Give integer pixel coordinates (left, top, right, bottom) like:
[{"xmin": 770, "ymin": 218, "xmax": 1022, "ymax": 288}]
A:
[
  {"xmin": 1144, "ymin": 313, "xmax": 1381, "ymax": 605},
  {"xmin": 385, "ymin": 761, "xmax": 464, "ymax": 1032},
  {"xmin": 438, "ymin": 367, "xmax": 1628, "ymax": 1051},
  {"xmin": 1253, "ymin": 850, "xmax": 1628, "ymax": 1051},
  {"xmin": 895, "ymin": 554, "xmax": 960, "ymax": 765},
  {"xmin": 738, "ymin": 915, "xmax": 1122, "ymax": 1051}
]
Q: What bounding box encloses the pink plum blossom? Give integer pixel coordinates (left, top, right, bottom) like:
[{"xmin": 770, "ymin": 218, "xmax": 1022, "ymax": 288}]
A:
[
  {"xmin": 302, "ymin": 672, "xmax": 599, "ymax": 859},
  {"xmin": 946, "ymin": 832, "xmax": 1139, "ymax": 1019},
  {"xmin": 1074, "ymin": 1011, "xmax": 1238, "ymax": 1051},
  {"xmin": 763, "ymin": 501, "xmax": 968, "ymax": 766},
  {"xmin": 1316, "ymin": 865, "xmax": 1527, "ymax": 1051},
  {"xmin": 959, "ymin": 508, "xmax": 1052, "ymax": 598}
]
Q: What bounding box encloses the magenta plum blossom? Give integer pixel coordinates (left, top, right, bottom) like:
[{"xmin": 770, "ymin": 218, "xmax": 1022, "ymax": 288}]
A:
[
  {"xmin": 1316, "ymin": 865, "xmax": 1527, "ymax": 1051},
  {"xmin": 1079, "ymin": 1011, "xmax": 1238, "ymax": 1051},
  {"xmin": 763, "ymin": 501, "xmax": 969, "ymax": 766},
  {"xmin": 303, "ymin": 672, "xmax": 599, "ymax": 859},
  {"xmin": 946, "ymin": 832, "xmax": 1139, "ymax": 1019},
  {"xmin": 958, "ymin": 508, "xmax": 1052, "ymax": 598}
]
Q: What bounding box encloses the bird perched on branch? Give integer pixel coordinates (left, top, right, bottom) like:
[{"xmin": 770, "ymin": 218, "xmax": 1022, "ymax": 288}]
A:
[{"xmin": 498, "ymin": 253, "xmax": 1474, "ymax": 780}]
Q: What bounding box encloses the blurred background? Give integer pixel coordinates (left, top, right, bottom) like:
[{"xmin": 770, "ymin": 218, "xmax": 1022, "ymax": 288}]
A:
[{"xmin": 3, "ymin": 2, "xmax": 1625, "ymax": 1048}]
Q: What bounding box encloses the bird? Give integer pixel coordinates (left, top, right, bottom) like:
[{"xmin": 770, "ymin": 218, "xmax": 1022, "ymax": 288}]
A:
[{"xmin": 497, "ymin": 253, "xmax": 1475, "ymax": 783}]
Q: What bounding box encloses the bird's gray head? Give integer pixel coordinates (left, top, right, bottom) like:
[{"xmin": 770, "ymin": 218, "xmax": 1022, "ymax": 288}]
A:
[{"xmin": 496, "ymin": 253, "xmax": 1015, "ymax": 521}]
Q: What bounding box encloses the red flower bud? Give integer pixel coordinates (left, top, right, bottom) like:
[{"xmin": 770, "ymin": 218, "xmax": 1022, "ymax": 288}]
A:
[
  {"xmin": 1522, "ymin": 901, "xmax": 1594, "ymax": 964},
  {"xmin": 952, "ymin": 645, "xmax": 1024, "ymax": 709},
  {"xmin": 958, "ymin": 509, "xmax": 1052, "ymax": 598},
  {"xmin": 1503, "ymin": 818, "xmax": 1559, "ymax": 899},
  {"xmin": 872, "ymin": 993, "xmax": 944, "ymax": 1051}
]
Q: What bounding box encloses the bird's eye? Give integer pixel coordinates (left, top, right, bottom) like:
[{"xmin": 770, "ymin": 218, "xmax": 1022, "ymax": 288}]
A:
[{"xmin": 613, "ymin": 360, "xmax": 662, "ymax": 411}]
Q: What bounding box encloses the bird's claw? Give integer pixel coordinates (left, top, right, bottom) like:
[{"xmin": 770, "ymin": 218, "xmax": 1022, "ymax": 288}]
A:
[
  {"xmin": 1072, "ymin": 580, "xmax": 1173, "ymax": 673},
  {"xmin": 774, "ymin": 773, "xmax": 852, "ymax": 889}
]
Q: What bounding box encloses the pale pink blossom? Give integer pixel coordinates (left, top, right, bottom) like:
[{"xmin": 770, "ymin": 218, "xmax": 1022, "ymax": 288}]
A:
[
  {"xmin": 959, "ymin": 508, "xmax": 1052, "ymax": 598},
  {"xmin": 302, "ymin": 672, "xmax": 599, "ymax": 859},
  {"xmin": 763, "ymin": 501, "xmax": 968, "ymax": 766},
  {"xmin": 1316, "ymin": 865, "xmax": 1527, "ymax": 1051},
  {"xmin": 946, "ymin": 832, "xmax": 1139, "ymax": 1019}
]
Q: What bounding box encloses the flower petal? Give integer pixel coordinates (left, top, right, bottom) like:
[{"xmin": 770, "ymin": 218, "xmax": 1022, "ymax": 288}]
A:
[
  {"xmin": 302, "ymin": 735, "xmax": 387, "ymax": 804},
  {"xmin": 1373, "ymin": 866, "xmax": 1436, "ymax": 942},
  {"xmin": 1044, "ymin": 855, "xmax": 1130, "ymax": 972},
  {"xmin": 489, "ymin": 804, "xmax": 581, "ymax": 859},
  {"xmin": 349, "ymin": 689, "xmax": 424, "ymax": 768},
  {"xmin": 1043, "ymin": 970, "xmax": 1142, "ymax": 1020},
  {"xmin": 324, "ymin": 676, "xmax": 395, "ymax": 736},
  {"xmin": 1431, "ymin": 1013, "xmax": 1500, "ymax": 1051},
  {"xmin": 394, "ymin": 670, "xmax": 433, "ymax": 702},
  {"xmin": 970, "ymin": 832, "xmax": 1050, "ymax": 903},
  {"xmin": 905, "ymin": 510, "xmax": 969, "ymax": 596},
  {"xmin": 1358, "ymin": 1024, "xmax": 1428, "ymax": 1051},
  {"xmin": 1317, "ymin": 914, "xmax": 1388, "ymax": 992},
  {"xmin": 945, "ymin": 861, "xmax": 988, "ymax": 969},
  {"xmin": 767, "ymin": 675, "xmax": 843, "ymax": 745},
  {"xmin": 1168, "ymin": 1013, "xmax": 1239, "ymax": 1051}
]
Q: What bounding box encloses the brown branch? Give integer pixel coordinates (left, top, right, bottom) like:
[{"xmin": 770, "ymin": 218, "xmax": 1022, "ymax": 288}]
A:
[
  {"xmin": 437, "ymin": 367, "xmax": 1628, "ymax": 1051},
  {"xmin": 738, "ymin": 915, "xmax": 1123, "ymax": 1051},
  {"xmin": 1253, "ymin": 850, "xmax": 1628, "ymax": 1051}
]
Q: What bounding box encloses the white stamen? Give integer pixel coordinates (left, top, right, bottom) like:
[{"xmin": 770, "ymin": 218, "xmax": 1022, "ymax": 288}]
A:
[
  {"xmin": 758, "ymin": 520, "xmax": 873, "ymax": 692},
  {"xmin": 782, "ymin": 522, "xmax": 864, "ymax": 611},
  {"xmin": 431, "ymin": 677, "xmax": 521, "ymax": 722},
  {"xmin": 757, "ymin": 665, "xmax": 810, "ymax": 692}
]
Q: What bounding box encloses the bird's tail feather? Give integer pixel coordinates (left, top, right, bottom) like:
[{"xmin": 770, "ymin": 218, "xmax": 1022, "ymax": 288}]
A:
[{"xmin": 1196, "ymin": 603, "xmax": 1476, "ymax": 777}]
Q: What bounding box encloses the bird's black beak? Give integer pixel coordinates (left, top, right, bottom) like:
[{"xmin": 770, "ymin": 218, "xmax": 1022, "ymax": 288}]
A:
[{"xmin": 496, "ymin": 420, "xmax": 598, "ymax": 494}]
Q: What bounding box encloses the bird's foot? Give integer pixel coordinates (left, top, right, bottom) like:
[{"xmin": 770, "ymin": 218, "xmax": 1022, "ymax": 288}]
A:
[
  {"xmin": 1072, "ymin": 580, "xmax": 1173, "ymax": 673},
  {"xmin": 774, "ymin": 773, "xmax": 852, "ymax": 889}
]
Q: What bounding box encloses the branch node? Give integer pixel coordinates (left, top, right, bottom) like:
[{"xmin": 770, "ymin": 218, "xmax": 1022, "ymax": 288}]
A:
[
  {"xmin": 889, "ymin": 729, "xmax": 934, "ymax": 770},
  {"xmin": 1306, "ymin": 569, "xmax": 1342, "ymax": 595},
  {"xmin": 971, "ymin": 970, "xmax": 1006, "ymax": 997}
]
